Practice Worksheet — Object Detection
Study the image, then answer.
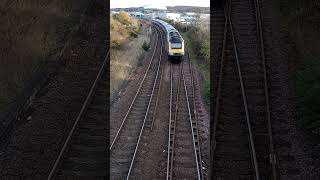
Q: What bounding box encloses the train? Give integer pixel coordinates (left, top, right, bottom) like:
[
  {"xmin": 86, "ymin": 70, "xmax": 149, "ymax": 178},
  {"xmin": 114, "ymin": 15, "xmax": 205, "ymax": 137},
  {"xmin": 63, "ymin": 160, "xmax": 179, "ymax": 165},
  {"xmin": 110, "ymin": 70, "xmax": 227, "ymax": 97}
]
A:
[{"xmin": 152, "ymin": 18, "xmax": 185, "ymax": 62}]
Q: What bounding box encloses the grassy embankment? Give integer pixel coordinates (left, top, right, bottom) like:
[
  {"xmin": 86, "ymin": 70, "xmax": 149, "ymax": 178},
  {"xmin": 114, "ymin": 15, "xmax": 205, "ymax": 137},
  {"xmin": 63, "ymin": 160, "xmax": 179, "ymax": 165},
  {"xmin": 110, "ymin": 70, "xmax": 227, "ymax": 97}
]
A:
[
  {"xmin": 0, "ymin": 0, "xmax": 89, "ymax": 117},
  {"xmin": 165, "ymin": 18, "xmax": 210, "ymax": 105},
  {"xmin": 277, "ymin": 1, "xmax": 320, "ymax": 132},
  {"xmin": 110, "ymin": 11, "xmax": 151, "ymax": 99}
]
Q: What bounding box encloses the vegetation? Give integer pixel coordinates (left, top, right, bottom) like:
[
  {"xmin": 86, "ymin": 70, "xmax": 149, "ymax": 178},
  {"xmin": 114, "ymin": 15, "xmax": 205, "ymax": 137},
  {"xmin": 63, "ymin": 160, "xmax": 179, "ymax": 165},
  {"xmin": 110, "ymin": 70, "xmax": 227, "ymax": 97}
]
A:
[
  {"xmin": 203, "ymin": 80, "xmax": 210, "ymax": 104},
  {"xmin": 0, "ymin": 0, "xmax": 90, "ymax": 117},
  {"xmin": 110, "ymin": 11, "xmax": 141, "ymax": 48},
  {"xmin": 110, "ymin": 13, "xmax": 151, "ymax": 100},
  {"xmin": 164, "ymin": 18, "xmax": 210, "ymax": 104},
  {"xmin": 142, "ymin": 41, "xmax": 150, "ymax": 51},
  {"xmin": 117, "ymin": 11, "xmax": 132, "ymax": 25},
  {"xmin": 276, "ymin": 0, "xmax": 320, "ymax": 132}
]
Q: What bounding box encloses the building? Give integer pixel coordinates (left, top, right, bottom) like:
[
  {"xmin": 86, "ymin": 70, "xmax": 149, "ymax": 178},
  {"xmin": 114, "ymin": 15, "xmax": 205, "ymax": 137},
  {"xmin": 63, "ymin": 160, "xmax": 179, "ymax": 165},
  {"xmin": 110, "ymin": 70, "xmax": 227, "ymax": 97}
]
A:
[{"xmin": 129, "ymin": 12, "xmax": 144, "ymax": 19}]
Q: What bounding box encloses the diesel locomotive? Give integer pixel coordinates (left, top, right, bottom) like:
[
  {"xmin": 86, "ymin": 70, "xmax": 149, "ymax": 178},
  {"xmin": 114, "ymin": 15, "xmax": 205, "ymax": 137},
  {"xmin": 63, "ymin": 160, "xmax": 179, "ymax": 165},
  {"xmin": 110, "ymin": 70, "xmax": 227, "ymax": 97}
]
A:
[{"xmin": 152, "ymin": 19, "xmax": 185, "ymax": 62}]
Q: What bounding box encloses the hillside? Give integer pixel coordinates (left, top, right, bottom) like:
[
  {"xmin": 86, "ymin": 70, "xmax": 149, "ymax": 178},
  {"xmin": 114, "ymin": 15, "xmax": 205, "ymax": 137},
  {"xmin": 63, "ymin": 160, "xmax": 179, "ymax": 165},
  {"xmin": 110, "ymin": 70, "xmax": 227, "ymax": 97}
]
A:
[
  {"xmin": 110, "ymin": 11, "xmax": 141, "ymax": 48},
  {"xmin": 110, "ymin": 12, "xmax": 152, "ymax": 101}
]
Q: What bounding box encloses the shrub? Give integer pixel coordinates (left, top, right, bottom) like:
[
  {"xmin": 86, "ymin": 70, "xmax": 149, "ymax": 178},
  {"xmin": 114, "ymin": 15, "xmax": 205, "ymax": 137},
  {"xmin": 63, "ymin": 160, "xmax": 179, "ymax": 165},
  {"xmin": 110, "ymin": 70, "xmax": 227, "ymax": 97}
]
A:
[
  {"xmin": 142, "ymin": 41, "xmax": 150, "ymax": 51},
  {"xmin": 202, "ymin": 80, "xmax": 210, "ymax": 104},
  {"xmin": 200, "ymin": 39, "xmax": 210, "ymax": 63},
  {"xmin": 130, "ymin": 32, "xmax": 138, "ymax": 38},
  {"xmin": 133, "ymin": 25, "xmax": 141, "ymax": 33},
  {"xmin": 117, "ymin": 11, "xmax": 132, "ymax": 26},
  {"xmin": 111, "ymin": 40, "xmax": 121, "ymax": 49}
]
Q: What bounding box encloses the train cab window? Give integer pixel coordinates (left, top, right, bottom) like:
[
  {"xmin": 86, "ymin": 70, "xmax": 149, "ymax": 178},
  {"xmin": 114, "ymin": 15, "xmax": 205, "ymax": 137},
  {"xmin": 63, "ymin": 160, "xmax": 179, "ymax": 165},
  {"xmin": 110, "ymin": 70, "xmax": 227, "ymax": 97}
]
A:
[
  {"xmin": 170, "ymin": 36, "xmax": 182, "ymax": 49},
  {"xmin": 171, "ymin": 43, "xmax": 182, "ymax": 49}
]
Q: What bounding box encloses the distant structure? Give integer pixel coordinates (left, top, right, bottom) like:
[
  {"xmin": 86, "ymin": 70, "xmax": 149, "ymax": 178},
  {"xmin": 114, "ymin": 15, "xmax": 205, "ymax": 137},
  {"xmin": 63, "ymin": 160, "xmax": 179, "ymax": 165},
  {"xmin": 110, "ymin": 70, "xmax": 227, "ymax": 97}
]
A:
[
  {"xmin": 128, "ymin": 12, "xmax": 144, "ymax": 19},
  {"xmin": 110, "ymin": 6, "xmax": 209, "ymax": 22},
  {"xmin": 111, "ymin": 7, "xmax": 144, "ymax": 13}
]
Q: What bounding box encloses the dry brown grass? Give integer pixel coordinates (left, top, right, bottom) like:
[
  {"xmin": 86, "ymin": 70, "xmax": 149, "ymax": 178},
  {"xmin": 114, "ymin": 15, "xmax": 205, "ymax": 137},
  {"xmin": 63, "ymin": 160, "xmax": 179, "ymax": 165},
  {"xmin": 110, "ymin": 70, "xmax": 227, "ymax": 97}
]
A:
[
  {"xmin": 110, "ymin": 23, "xmax": 152, "ymax": 99},
  {"xmin": 0, "ymin": 0, "xmax": 89, "ymax": 115}
]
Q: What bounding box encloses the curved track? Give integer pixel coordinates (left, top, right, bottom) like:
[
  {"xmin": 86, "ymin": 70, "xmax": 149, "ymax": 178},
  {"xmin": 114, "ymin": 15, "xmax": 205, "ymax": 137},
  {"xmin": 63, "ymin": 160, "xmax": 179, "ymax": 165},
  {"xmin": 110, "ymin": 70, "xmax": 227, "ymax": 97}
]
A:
[
  {"xmin": 110, "ymin": 25, "xmax": 164, "ymax": 180},
  {"xmin": 212, "ymin": 0, "xmax": 277, "ymax": 179}
]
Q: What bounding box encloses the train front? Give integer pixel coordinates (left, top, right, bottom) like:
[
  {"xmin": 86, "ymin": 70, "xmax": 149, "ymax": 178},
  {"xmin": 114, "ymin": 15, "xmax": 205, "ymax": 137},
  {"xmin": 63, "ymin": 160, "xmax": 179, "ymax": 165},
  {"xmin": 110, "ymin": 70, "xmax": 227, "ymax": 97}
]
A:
[{"xmin": 168, "ymin": 33, "xmax": 184, "ymax": 62}]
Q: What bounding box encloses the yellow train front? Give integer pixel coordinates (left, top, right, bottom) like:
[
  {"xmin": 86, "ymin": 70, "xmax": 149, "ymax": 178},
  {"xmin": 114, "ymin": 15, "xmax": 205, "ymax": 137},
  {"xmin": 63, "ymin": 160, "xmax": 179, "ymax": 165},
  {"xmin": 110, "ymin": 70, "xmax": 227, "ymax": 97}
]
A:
[
  {"xmin": 152, "ymin": 19, "xmax": 185, "ymax": 63},
  {"xmin": 167, "ymin": 31, "xmax": 185, "ymax": 62}
]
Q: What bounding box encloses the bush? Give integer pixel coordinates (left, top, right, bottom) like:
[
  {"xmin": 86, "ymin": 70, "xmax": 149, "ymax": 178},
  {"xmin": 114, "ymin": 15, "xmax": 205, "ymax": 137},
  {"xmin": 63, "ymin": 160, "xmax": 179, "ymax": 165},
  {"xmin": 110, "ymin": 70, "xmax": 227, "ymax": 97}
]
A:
[
  {"xmin": 130, "ymin": 32, "xmax": 138, "ymax": 38},
  {"xmin": 142, "ymin": 41, "xmax": 150, "ymax": 51},
  {"xmin": 117, "ymin": 11, "xmax": 132, "ymax": 26},
  {"xmin": 200, "ymin": 39, "xmax": 210, "ymax": 63},
  {"xmin": 111, "ymin": 40, "xmax": 121, "ymax": 49},
  {"xmin": 133, "ymin": 25, "xmax": 141, "ymax": 33},
  {"xmin": 202, "ymin": 80, "xmax": 210, "ymax": 104}
]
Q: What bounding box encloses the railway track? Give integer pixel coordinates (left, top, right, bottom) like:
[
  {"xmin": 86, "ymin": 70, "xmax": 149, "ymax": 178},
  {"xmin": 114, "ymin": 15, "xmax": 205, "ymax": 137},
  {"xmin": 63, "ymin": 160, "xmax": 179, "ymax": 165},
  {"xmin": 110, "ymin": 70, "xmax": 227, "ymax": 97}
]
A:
[
  {"xmin": 46, "ymin": 44, "xmax": 109, "ymax": 179},
  {"xmin": 110, "ymin": 25, "xmax": 164, "ymax": 180},
  {"xmin": 166, "ymin": 51, "xmax": 204, "ymax": 179},
  {"xmin": 212, "ymin": 0, "xmax": 277, "ymax": 179}
]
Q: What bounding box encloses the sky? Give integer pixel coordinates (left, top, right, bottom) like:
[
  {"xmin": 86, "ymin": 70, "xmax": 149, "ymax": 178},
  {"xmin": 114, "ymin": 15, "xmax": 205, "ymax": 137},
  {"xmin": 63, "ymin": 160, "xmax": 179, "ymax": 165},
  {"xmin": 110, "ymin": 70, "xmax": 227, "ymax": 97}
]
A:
[{"xmin": 110, "ymin": 0, "xmax": 210, "ymax": 9}]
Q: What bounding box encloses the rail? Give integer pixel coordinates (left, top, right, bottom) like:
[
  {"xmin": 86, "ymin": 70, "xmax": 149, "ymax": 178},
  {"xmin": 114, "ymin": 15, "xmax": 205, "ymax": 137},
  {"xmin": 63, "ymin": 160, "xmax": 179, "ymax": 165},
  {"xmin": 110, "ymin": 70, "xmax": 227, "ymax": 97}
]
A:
[
  {"xmin": 225, "ymin": 2, "xmax": 260, "ymax": 179},
  {"xmin": 47, "ymin": 49, "xmax": 109, "ymax": 180},
  {"xmin": 125, "ymin": 25, "xmax": 164, "ymax": 179},
  {"xmin": 109, "ymin": 26, "xmax": 159, "ymax": 150}
]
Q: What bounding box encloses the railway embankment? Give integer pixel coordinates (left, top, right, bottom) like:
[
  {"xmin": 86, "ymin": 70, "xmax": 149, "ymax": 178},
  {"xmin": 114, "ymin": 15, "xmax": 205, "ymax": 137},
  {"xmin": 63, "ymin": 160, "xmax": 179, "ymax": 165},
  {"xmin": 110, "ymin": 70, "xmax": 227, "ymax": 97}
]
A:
[{"xmin": 110, "ymin": 12, "xmax": 153, "ymax": 102}]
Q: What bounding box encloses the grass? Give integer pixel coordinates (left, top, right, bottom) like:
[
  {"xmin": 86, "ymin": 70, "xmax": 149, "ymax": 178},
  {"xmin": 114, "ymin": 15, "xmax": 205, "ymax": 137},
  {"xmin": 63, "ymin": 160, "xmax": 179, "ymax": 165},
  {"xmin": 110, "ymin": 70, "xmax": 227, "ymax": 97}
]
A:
[
  {"xmin": 178, "ymin": 18, "xmax": 210, "ymax": 105},
  {"xmin": 203, "ymin": 80, "xmax": 210, "ymax": 104},
  {"xmin": 110, "ymin": 19, "xmax": 152, "ymax": 99},
  {"xmin": 0, "ymin": 0, "xmax": 90, "ymax": 118}
]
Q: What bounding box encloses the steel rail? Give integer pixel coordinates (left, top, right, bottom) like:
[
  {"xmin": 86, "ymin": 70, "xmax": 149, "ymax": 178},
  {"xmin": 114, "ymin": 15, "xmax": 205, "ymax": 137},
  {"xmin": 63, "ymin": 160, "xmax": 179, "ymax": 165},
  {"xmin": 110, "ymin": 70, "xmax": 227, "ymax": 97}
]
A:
[
  {"xmin": 150, "ymin": 66, "xmax": 164, "ymax": 131},
  {"xmin": 47, "ymin": 50, "xmax": 110, "ymax": 180},
  {"xmin": 150, "ymin": 26, "xmax": 165, "ymax": 131},
  {"xmin": 166, "ymin": 63, "xmax": 183, "ymax": 180},
  {"xmin": 126, "ymin": 25, "xmax": 164, "ymax": 179},
  {"xmin": 182, "ymin": 58, "xmax": 202, "ymax": 180},
  {"xmin": 225, "ymin": 2, "xmax": 261, "ymax": 180},
  {"xmin": 211, "ymin": 7, "xmax": 228, "ymax": 178},
  {"xmin": 167, "ymin": 63, "xmax": 173, "ymax": 180},
  {"xmin": 110, "ymin": 26, "xmax": 159, "ymax": 150},
  {"xmin": 211, "ymin": 8, "xmax": 229, "ymax": 180},
  {"xmin": 186, "ymin": 47, "xmax": 204, "ymax": 179},
  {"xmin": 253, "ymin": 0, "xmax": 277, "ymax": 179},
  {"xmin": 212, "ymin": 2, "xmax": 228, "ymax": 154}
]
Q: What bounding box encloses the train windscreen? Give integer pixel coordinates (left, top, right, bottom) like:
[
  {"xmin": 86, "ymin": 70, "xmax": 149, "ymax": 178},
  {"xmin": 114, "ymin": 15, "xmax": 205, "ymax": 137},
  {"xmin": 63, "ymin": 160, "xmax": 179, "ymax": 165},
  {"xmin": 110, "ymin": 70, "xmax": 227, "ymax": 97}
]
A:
[{"xmin": 171, "ymin": 43, "xmax": 182, "ymax": 49}]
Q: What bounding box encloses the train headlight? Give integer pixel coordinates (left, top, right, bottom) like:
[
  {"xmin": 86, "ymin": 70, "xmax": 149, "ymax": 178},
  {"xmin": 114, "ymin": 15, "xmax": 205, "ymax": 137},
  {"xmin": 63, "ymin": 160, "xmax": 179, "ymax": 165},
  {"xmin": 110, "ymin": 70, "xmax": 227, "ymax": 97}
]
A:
[{"xmin": 168, "ymin": 52, "xmax": 174, "ymax": 56}]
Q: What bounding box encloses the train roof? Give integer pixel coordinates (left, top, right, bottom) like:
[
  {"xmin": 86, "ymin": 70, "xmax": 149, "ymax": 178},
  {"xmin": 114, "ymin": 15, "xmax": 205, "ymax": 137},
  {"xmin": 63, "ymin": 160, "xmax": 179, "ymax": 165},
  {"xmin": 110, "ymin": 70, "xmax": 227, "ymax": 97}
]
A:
[{"xmin": 152, "ymin": 19, "xmax": 183, "ymax": 41}]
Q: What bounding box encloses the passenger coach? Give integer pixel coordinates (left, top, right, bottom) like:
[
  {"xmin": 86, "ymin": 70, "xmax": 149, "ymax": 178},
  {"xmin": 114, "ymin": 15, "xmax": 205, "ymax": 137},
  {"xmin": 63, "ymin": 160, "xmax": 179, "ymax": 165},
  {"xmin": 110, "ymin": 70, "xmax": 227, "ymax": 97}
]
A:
[{"xmin": 152, "ymin": 19, "xmax": 185, "ymax": 62}]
